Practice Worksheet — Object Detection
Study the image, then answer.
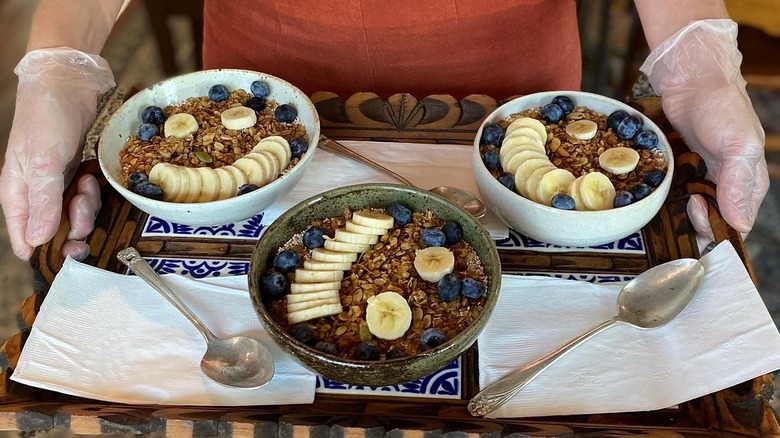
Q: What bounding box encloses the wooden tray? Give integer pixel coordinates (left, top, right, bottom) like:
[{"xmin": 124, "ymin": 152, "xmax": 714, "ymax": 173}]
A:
[{"xmin": 0, "ymin": 90, "xmax": 776, "ymax": 437}]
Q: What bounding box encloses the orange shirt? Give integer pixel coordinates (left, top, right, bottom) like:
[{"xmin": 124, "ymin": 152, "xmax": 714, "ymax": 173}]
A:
[{"xmin": 203, "ymin": 0, "xmax": 581, "ymax": 99}]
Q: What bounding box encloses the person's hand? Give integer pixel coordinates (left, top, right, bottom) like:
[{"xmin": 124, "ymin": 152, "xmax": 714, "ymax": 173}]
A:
[
  {"xmin": 0, "ymin": 47, "xmax": 115, "ymax": 260},
  {"xmin": 641, "ymin": 19, "xmax": 769, "ymax": 250}
]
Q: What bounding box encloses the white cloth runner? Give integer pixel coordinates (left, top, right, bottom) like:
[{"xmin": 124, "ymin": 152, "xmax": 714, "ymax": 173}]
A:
[
  {"xmin": 478, "ymin": 241, "xmax": 780, "ymax": 418},
  {"xmin": 264, "ymin": 140, "xmax": 509, "ymax": 239},
  {"xmin": 11, "ymin": 258, "xmax": 315, "ymax": 406}
]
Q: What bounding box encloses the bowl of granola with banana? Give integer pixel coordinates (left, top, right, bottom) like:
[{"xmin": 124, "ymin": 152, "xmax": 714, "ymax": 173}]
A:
[
  {"xmin": 98, "ymin": 69, "xmax": 320, "ymax": 225},
  {"xmin": 473, "ymin": 91, "xmax": 673, "ymax": 247},
  {"xmin": 248, "ymin": 183, "xmax": 501, "ymax": 387}
]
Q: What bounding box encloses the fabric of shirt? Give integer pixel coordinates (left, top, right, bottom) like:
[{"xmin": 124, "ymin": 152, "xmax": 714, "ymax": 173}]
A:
[{"xmin": 203, "ymin": 0, "xmax": 581, "ymax": 99}]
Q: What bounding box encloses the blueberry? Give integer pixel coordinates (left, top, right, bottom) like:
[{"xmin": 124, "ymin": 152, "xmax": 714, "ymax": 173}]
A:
[
  {"xmin": 134, "ymin": 181, "xmax": 163, "ymax": 200},
  {"xmin": 461, "ymin": 278, "xmax": 486, "ymax": 299},
  {"xmin": 237, "ymin": 183, "xmax": 259, "ymax": 196},
  {"xmin": 290, "ymin": 137, "xmax": 308, "ymax": 158},
  {"xmin": 208, "ymin": 84, "xmax": 229, "ymax": 102},
  {"xmin": 629, "ymin": 183, "xmax": 652, "ymax": 202},
  {"xmin": 497, "ymin": 172, "xmax": 515, "ymax": 191},
  {"xmin": 482, "ymin": 149, "xmax": 500, "ymax": 170},
  {"xmin": 540, "ymin": 103, "xmax": 564, "ymax": 124},
  {"xmin": 260, "ymin": 270, "xmax": 287, "ymax": 300},
  {"xmin": 607, "ymin": 110, "xmax": 629, "ymax": 132},
  {"xmin": 551, "ymin": 95, "xmax": 575, "ymax": 115},
  {"xmin": 291, "ymin": 324, "xmax": 316, "ymax": 345},
  {"xmin": 303, "ymin": 226, "xmax": 327, "ymax": 249},
  {"xmin": 385, "ymin": 347, "xmax": 407, "ymax": 359},
  {"xmin": 643, "ymin": 169, "xmax": 666, "ymax": 188},
  {"xmin": 421, "ymin": 328, "xmax": 448, "ymax": 350},
  {"xmin": 315, "ymin": 341, "xmax": 338, "ymax": 355},
  {"xmin": 250, "ymin": 80, "xmax": 271, "ymax": 98},
  {"xmin": 634, "ymin": 130, "xmax": 659, "ymax": 150},
  {"xmin": 616, "ymin": 115, "xmax": 643, "ymax": 140},
  {"xmin": 387, "ymin": 202, "xmax": 412, "ymax": 226},
  {"xmin": 480, "ymin": 124, "xmax": 505, "ymax": 146},
  {"xmin": 245, "ymin": 96, "xmax": 267, "ymax": 112},
  {"xmin": 437, "ymin": 273, "xmax": 461, "ymax": 302},
  {"xmin": 141, "ymin": 106, "xmax": 165, "ymax": 125},
  {"xmin": 273, "ymin": 249, "xmax": 301, "ymax": 273},
  {"xmin": 550, "ymin": 193, "xmax": 576, "ymax": 210},
  {"xmin": 442, "ymin": 222, "xmax": 462, "ymax": 245},
  {"xmin": 127, "ymin": 172, "xmax": 148, "ymax": 190},
  {"xmin": 613, "ymin": 190, "xmax": 635, "ymax": 208},
  {"xmin": 138, "ymin": 123, "xmax": 158, "ymax": 142},
  {"xmin": 421, "ymin": 228, "xmax": 446, "ymax": 247},
  {"xmin": 274, "ymin": 104, "xmax": 297, "ymax": 123},
  {"xmin": 354, "ymin": 342, "xmax": 380, "ymax": 360}
]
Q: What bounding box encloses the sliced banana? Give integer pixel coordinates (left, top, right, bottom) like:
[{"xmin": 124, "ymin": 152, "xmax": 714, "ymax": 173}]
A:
[
  {"xmin": 503, "ymin": 149, "xmax": 551, "ymax": 175},
  {"xmin": 579, "ymin": 172, "xmax": 616, "ymax": 211},
  {"xmin": 287, "ymin": 304, "xmax": 342, "ymax": 325},
  {"xmin": 598, "ymin": 147, "xmax": 640, "ymax": 175},
  {"xmin": 294, "ymin": 269, "xmax": 344, "ymax": 283},
  {"xmin": 536, "ymin": 168, "xmax": 576, "ymax": 206},
  {"xmin": 195, "ymin": 167, "xmax": 220, "ymax": 203},
  {"xmin": 344, "ymin": 220, "xmax": 388, "ymax": 235},
  {"xmin": 568, "ymin": 176, "xmax": 587, "ymax": 211},
  {"xmin": 500, "ymin": 138, "xmax": 546, "ymax": 164},
  {"xmin": 505, "ymin": 117, "xmax": 547, "ymax": 143},
  {"xmin": 514, "ymin": 158, "xmax": 555, "ymax": 197},
  {"xmin": 323, "ymin": 237, "xmax": 371, "ymax": 254},
  {"xmin": 232, "ymin": 155, "xmax": 267, "ymax": 186},
  {"xmin": 523, "ymin": 165, "xmax": 557, "ymax": 202},
  {"xmin": 287, "ymin": 297, "xmax": 342, "ymax": 313},
  {"xmin": 172, "ymin": 166, "xmax": 190, "ymax": 203},
  {"xmin": 221, "ymin": 106, "xmax": 257, "ymax": 130},
  {"xmin": 334, "ymin": 229, "xmax": 379, "ymax": 245},
  {"xmin": 164, "ymin": 113, "xmax": 199, "ymax": 138},
  {"xmin": 352, "ymin": 211, "xmax": 395, "ymax": 229},
  {"xmin": 257, "ymin": 150, "xmax": 282, "ymax": 181},
  {"xmin": 149, "ymin": 163, "xmax": 180, "ymax": 202},
  {"xmin": 310, "ymin": 248, "xmax": 357, "ymax": 263},
  {"xmin": 287, "ymin": 290, "xmax": 340, "ymax": 304},
  {"xmin": 365, "ymin": 291, "xmax": 412, "ymax": 341},
  {"xmin": 253, "ymin": 136, "xmax": 292, "ymax": 170},
  {"xmin": 223, "ymin": 165, "xmax": 248, "ymax": 190},
  {"xmin": 214, "ymin": 167, "xmax": 237, "ymax": 200},
  {"xmin": 181, "ymin": 167, "xmax": 203, "ymax": 203},
  {"xmin": 503, "ymin": 126, "xmax": 545, "ymax": 145},
  {"xmin": 290, "ymin": 281, "xmax": 343, "ymax": 294},
  {"xmin": 565, "ymin": 120, "xmax": 598, "ymax": 140},
  {"xmin": 245, "ymin": 152, "xmax": 276, "ymax": 186},
  {"xmin": 413, "ymin": 247, "xmax": 455, "ymax": 283},
  {"xmin": 303, "ymin": 260, "xmax": 353, "ymax": 271}
]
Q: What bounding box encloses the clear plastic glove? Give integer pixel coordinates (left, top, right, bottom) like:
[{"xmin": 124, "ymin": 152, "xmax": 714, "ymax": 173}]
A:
[
  {"xmin": 640, "ymin": 19, "xmax": 769, "ymax": 251},
  {"xmin": 0, "ymin": 47, "xmax": 115, "ymax": 260}
]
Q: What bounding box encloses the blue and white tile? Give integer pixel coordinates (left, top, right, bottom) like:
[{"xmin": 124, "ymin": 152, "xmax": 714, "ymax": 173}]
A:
[
  {"xmin": 141, "ymin": 214, "xmax": 266, "ymax": 239},
  {"xmin": 495, "ymin": 228, "xmax": 645, "ymax": 254}
]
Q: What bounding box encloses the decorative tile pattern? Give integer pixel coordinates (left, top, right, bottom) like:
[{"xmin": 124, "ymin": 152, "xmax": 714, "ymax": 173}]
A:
[
  {"xmin": 141, "ymin": 214, "xmax": 266, "ymax": 239},
  {"xmin": 494, "ymin": 228, "xmax": 645, "ymax": 254}
]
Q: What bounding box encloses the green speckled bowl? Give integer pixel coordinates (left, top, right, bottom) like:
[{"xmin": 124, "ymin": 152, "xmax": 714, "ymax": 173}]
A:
[{"xmin": 248, "ymin": 183, "xmax": 502, "ymax": 387}]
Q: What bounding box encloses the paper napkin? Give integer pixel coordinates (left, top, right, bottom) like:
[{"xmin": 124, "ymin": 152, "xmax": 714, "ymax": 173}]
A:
[
  {"xmin": 478, "ymin": 241, "xmax": 780, "ymax": 418},
  {"xmin": 12, "ymin": 258, "xmax": 316, "ymax": 406}
]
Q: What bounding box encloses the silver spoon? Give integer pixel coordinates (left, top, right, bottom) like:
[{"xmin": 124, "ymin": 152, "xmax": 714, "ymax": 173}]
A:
[
  {"xmin": 318, "ymin": 136, "xmax": 488, "ymax": 218},
  {"xmin": 116, "ymin": 247, "xmax": 274, "ymax": 389},
  {"xmin": 467, "ymin": 258, "xmax": 706, "ymax": 417}
]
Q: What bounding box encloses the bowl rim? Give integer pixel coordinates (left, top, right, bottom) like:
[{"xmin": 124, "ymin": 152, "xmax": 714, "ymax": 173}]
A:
[
  {"xmin": 473, "ymin": 90, "xmax": 674, "ymax": 217},
  {"xmin": 97, "ymin": 68, "xmax": 321, "ymax": 208},
  {"xmin": 247, "ymin": 183, "xmax": 502, "ymax": 371}
]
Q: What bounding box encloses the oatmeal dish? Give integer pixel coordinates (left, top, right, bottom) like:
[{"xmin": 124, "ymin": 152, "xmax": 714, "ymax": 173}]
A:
[
  {"xmin": 478, "ymin": 94, "xmax": 667, "ymax": 211},
  {"xmin": 120, "ymin": 80, "xmax": 310, "ymax": 203},
  {"xmin": 258, "ymin": 202, "xmax": 489, "ymax": 361}
]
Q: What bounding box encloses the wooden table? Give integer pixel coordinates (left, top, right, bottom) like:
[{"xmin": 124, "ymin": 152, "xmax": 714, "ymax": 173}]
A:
[{"xmin": 0, "ymin": 89, "xmax": 776, "ymax": 437}]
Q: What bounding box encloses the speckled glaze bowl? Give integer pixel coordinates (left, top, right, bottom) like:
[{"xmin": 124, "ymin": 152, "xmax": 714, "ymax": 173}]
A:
[{"xmin": 248, "ymin": 183, "xmax": 501, "ymax": 386}]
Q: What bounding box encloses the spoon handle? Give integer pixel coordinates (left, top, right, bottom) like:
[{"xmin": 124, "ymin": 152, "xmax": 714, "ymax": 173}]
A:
[
  {"xmin": 318, "ymin": 136, "xmax": 416, "ymax": 187},
  {"xmin": 467, "ymin": 317, "xmax": 619, "ymax": 417},
  {"xmin": 117, "ymin": 247, "xmax": 218, "ymax": 343}
]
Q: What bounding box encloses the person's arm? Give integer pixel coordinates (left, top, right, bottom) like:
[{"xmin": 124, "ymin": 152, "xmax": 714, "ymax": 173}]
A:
[
  {"xmin": 634, "ymin": 0, "xmax": 729, "ymax": 49},
  {"xmin": 27, "ymin": 0, "xmax": 124, "ymax": 53}
]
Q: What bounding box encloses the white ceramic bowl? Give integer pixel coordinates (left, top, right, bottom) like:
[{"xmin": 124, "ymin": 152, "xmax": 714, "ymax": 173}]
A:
[
  {"xmin": 473, "ymin": 91, "xmax": 673, "ymax": 247},
  {"xmin": 98, "ymin": 69, "xmax": 320, "ymax": 226}
]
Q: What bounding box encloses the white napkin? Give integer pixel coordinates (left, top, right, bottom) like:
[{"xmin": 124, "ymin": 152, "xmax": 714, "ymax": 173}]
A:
[
  {"xmin": 11, "ymin": 258, "xmax": 316, "ymax": 406},
  {"xmin": 264, "ymin": 141, "xmax": 509, "ymax": 239},
  {"xmin": 478, "ymin": 241, "xmax": 780, "ymax": 418}
]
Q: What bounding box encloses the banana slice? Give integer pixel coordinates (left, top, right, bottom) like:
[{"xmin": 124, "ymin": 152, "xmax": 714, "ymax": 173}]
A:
[
  {"xmin": 323, "ymin": 237, "xmax": 371, "ymax": 254},
  {"xmin": 568, "ymin": 176, "xmax": 587, "ymax": 211},
  {"xmin": 257, "ymin": 150, "xmax": 282, "ymax": 181},
  {"xmin": 180, "ymin": 167, "xmax": 203, "ymax": 203},
  {"xmin": 245, "ymin": 152, "xmax": 276, "ymax": 186},
  {"xmin": 500, "ymin": 137, "xmax": 546, "ymax": 164},
  {"xmin": 149, "ymin": 163, "xmax": 180, "ymax": 202},
  {"xmin": 565, "ymin": 120, "xmax": 598, "ymax": 140},
  {"xmin": 345, "ymin": 220, "xmax": 388, "ymax": 235},
  {"xmin": 171, "ymin": 166, "xmax": 190, "ymax": 203},
  {"xmin": 505, "ymin": 117, "xmax": 547, "ymax": 143},
  {"xmin": 287, "ymin": 290, "xmax": 340, "ymax": 304},
  {"xmin": 253, "ymin": 137, "xmax": 292, "ymax": 170},
  {"xmin": 536, "ymin": 168, "xmax": 576, "ymax": 205},
  {"xmin": 579, "ymin": 172, "xmax": 616, "ymax": 211},
  {"xmin": 310, "ymin": 248, "xmax": 358, "ymax": 263},
  {"xmin": 214, "ymin": 167, "xmax": 237, "ymax": 200},
  {"xmin": 365, "ymin": 291, "xmax": 412, "ymax": 341},
  {"xmin": 294, "ymin": 269, "xmax": 344, "ymax": 283},
  {"xmin": 503, "ymin": 126, "xmax": 545, "ymax": 145},
  {"xmin": 352, "ymin": 211, "xmax": 395, "ymax": 229},
  {"xmin": 413, "ymin": 247, "xmax": 455, "ymax": 283},
  {"xmin": 287, "ymin": 297, "xmax": 342, "ymax": 313},
  {"xmin": 195, "ymin": 167, "xmax": 220, "ymax": 203},
  {"xmin": 504, "ymin": 149, "xmax": 551, "ymax": 175},
  {"xmin": 523, "ymin": 165, "xmax": 557, "ymax": 202},
  {"xmin": 221, "ymin": 106, "xmax": 257, "ymax": 130},
  {"xmin": 287, "ymin": 304, "xmax": 342, "ymax": 325},
  {"xmin": 598, "ymin": 147, "xmax": 640, "ymax": 175},
  {"xmin": 232, "ymin": 156, "xmax": 267, "ymax": 186},
  {"xmin": 303, "ymin": 260, "xmax": 353, "ymax": 271},
  {"xmin": 290, "ymin": 281, "xmax": 342, "ymax": 294},
  {"xmin": 164, "ymin": 113, "xmax": 199, "ymax": 138},
  {"xmin": 334, "ymin": 229, "xmax": 379, "ymax": 245},
  {"xmin": 513, "ymin": 158, "xmax": 555, "ymax": 197},
  {"xmin": 223, "ymin": 165, "xmax": 248, "ymax": 191}
]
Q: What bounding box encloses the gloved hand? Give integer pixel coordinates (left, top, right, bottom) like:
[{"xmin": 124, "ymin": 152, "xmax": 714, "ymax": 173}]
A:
[
  {"xmin": 640, "ymin": 19, "xmax": 769, "ymax": 251},
  {"xmin": 0, "ymin": 47, "xmax": 115, "ymax": 260}
]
